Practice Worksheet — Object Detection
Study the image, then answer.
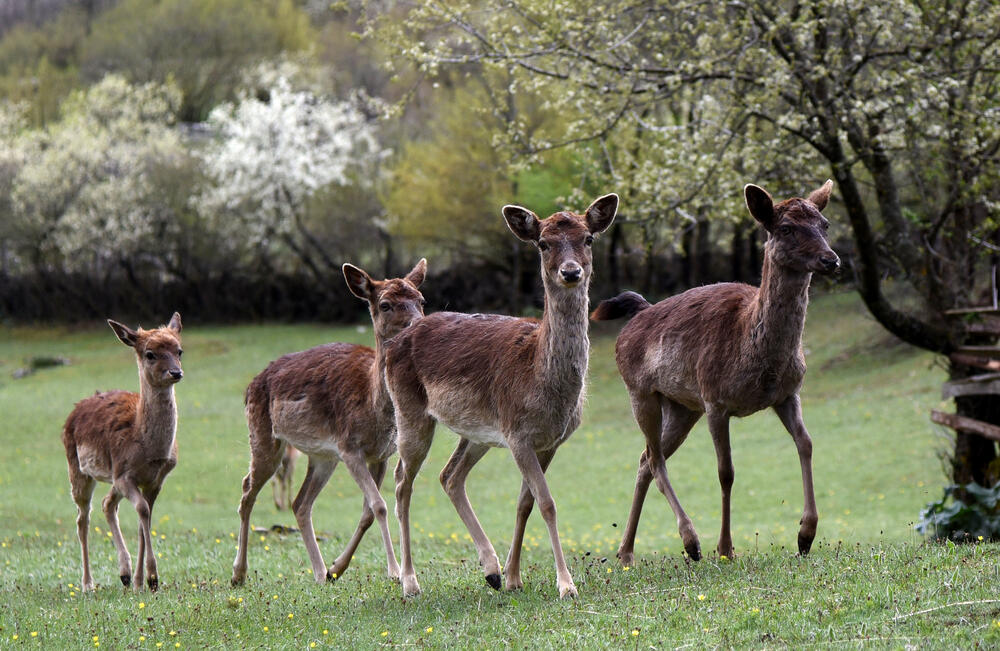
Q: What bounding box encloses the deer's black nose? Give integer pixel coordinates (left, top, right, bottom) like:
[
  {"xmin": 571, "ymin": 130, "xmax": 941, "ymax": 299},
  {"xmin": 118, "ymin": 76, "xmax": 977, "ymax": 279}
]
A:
[
  {"xmin": 169, "ymin": 370, "xmax": 183, "ymax": 381},
  {"xmin": 559, "ymin": 264, "xmax": 582, "ymax": 284},
  {"xmin": 820, "ymin": 255, "xmax": 840, "ymax": 273}
]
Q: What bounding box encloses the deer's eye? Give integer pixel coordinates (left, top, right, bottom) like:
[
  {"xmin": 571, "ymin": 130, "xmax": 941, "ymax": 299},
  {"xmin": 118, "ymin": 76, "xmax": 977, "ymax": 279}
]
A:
[
  {"xmin": 538, "ymin": 240, "xmax": 550, "ymax": 252},
  {"xmin": 379, "ymin": 302, "xmax": 392, "ymax": 312},
  {"xmin": 419, "ymin": 298, "xmax": 426, "ymax": 306},
  {"xmin": 177, "ymin": 349, "xmax": 183, "ymax": 358},
  {"xmin": 778, "ymin": 225, "xmax": 793, "ymax": 236},
  {"xmin": 144, "ymin": 351, "xmax": 156, "ymax": 361},
  {"xmin": 822, "ymin": 222, "xmax": 830, "ymax": 231},
  {"xmin": 584, "ymin": 235, "xmax": 594, "ymax": 246}
]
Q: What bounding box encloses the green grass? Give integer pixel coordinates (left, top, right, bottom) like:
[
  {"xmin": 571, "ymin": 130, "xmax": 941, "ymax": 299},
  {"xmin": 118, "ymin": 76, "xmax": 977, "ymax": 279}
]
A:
[{"xmin": 1, "ymin": 291, "xmax": 996, "ymax": 648}]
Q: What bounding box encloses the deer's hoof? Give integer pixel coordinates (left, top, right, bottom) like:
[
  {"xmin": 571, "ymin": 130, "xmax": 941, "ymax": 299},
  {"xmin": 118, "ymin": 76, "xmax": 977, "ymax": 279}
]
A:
[
  {"xmin": 559, "ymin": 583, "xmax": 578, "ymax": 600},
  {"xmin": 120, "ymin": 574, "xmax": 131, "ymax": 587},
  {"xmin": 797, "ymin": 532, "xmax": 814, "ymax": 556},
  {"xmin": 147, "ymin": 577, "xmax": 158, "ymax": 592},
  {"xmin": 402, "ymin": 575, "xmax": 421, "ymax": 598},
  {"xmin": 685, "ymin": 541, "xmax": 702, "ymax": 561},
  {"xmin": 485, "ymin": 573, "xmax": 502, "ymax": 590},
  {"xmin": 617, "ymin": 550, "xmax": 635, "ymax": 567}
]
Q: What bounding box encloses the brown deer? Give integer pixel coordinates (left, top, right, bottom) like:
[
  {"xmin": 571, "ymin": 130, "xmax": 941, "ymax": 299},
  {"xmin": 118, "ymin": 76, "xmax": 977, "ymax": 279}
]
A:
[
  {"xmin": 62, "ymin": 313, "xmax": 184, "ymax": 591},
  {"xmin": 592, "ymin": 181, "xmax": 839, "ymax": 565},
  {"xmin": 385, "ymin": 194, "xmax": 617, "ymax": 599},
  {"xmin": 231, "ymin": 260, "xmax": 427, "ymax": 586},
  {"xmin": 271, "ymin": 445, "xmax": 300, "ymax": 510}
]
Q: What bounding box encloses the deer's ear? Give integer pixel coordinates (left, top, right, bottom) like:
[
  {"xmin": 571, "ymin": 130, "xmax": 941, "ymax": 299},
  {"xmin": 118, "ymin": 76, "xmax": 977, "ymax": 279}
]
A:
[
  {"xmin": 108, "ymin": 319, "xmax": 139, "ymax": 348},
  {"xmin": 745, "ymin": 184, "xmax": 776, "ymax": 231},
  {"xmin": 585, "ymin": 193, "xmax": 618, "ymax": 234},
  {"xmin": 343, "ymin": 263, "xmax": 374, "ymax": 300},
  {"xmin": 503, "ymin": 205, "xmax": 541, "ymax": 242},
  {"xmin": 167, "ymin": 312, "xmax": 182, "ymax": 333},
  {"xmin": 405, "ymin": 258, "xmax": 427, "ymax": 288},
  {"xmin": 807, "ymin": 179, "xmax": 833, "ymax": 211}
]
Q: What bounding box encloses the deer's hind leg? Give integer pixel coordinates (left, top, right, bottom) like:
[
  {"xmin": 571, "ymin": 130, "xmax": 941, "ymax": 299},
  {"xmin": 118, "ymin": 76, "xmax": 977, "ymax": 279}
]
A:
[
  {"xmin": 291, "ymin": 455, "xmax": 337, "ymax": 583},
  {"xmin": 69, "ymin": 465, "xmax": 97, "ymax": 592},
  {"xmin": 393, "ymin": 411, "xmax": 435, "ymax": 598},
  {"xmin": 232, "ymin": 418, "xmax": 285, "ymax": 587},
  {"xmin": 618, "ymin": 393, "xmax": 702, "ymax": 565}
]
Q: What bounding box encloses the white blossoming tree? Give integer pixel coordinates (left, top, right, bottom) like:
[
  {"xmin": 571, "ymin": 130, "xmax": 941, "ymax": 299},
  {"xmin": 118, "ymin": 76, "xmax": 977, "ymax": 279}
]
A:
[
  {"xmin": 198, "ymin": 77, "xmax": 384, "ymax": 279},
  {"xmin": 9, "ymin": 74, "xmax": 184, "ymax": 273}
]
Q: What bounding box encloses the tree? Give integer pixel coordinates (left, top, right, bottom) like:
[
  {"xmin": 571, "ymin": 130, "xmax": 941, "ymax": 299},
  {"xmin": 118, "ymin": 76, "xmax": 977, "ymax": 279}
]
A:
[
  {"xmin": 8, "ymin": 74, "xmax": 186, "ymax": 275},
  {"xmin": 81, "ymin": 0, "xmax": 314, "ymax": 121},
  {"xmin": 365, "ymin": 1, "xmax": 1000, "ymax": 484},
  {"xmin": 197, "ymin": 77, "xmax": 385, "ymax": 283}
]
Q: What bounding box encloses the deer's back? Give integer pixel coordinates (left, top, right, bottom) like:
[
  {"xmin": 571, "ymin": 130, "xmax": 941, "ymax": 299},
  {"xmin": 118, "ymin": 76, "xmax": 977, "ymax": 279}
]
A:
[
  {"xmin": 247, "ymin": 342, "xmax": 388, "ymax": 460},
  {"xmin": 616, "ymin": 283, "xmax": 767, "ymax": 411},
  {"xmin": 387, "ymin": 311, "xmax": 568, "ymax": 445},
  {"xmin": 63, "ymin": 390, "xmax": 140, "ymax": 482}
]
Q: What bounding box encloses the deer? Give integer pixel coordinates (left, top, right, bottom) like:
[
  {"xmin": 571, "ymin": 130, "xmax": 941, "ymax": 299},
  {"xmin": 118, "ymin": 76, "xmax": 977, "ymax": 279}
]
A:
[
  {"xmin": 385, "ymin": 194, "xmax": 618, "ymax": 599},
  {"xmin": 231, "ymin": 260, "xmax": 427, "ymax": 587},
  {"xmin": 62, "ymin": 313, "xmax": 184, "ymax": 592},
  {"xmin": 271, "ymin": 445, "xmax": 301, "ymax": 510},
  {"xmin": 591, "ymin": 181, "xmax": 839, "ymax": 566}
]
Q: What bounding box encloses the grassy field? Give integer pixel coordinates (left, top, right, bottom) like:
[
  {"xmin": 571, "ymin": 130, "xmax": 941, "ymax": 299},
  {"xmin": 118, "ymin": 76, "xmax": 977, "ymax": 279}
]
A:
[{"xmin": 1, "ymin": 290, "xmax": 998, "ymax": 648}]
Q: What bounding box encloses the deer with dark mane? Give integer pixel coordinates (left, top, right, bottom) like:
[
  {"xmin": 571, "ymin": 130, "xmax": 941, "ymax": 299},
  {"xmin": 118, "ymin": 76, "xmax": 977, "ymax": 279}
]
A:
[
  {"xmin": 592, "ymin": 181, "xmax": 839, "ymax": 564},
  {"xmin": 231, "ymin": 260, "xmax": 426, "ymax": 586},
  {"xmin": 385, "ymin": 194, "xmax": 617, "ymax": 599},
  {"xmin": 63, "ymin": 313, "xmax": 184, "ymax": 591}
]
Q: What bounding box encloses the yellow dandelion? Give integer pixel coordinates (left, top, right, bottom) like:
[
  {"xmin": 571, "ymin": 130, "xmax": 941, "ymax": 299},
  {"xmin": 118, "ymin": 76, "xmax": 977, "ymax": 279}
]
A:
[
  {"xmin": 215, "ymin": 539, "xmax": 221, "ymax": 544},
  {"xmin": 606, "ymin": 567, "xmax": 612, "ymax": 573},
  {"xmin": 12, "ymin": 635, "xmax": 18, "ymax": 641},
  {"xmin": 272, "ymin": 594, "xmax": 278, "ymax": 600},
  {"xmin": 175, "ymin": 644, "xmax": 180, "ymax": 648},
  {"xmin": 978, "ymin": 535, "xmax": 985, "ymax": 541},
  {"xmin": 169, "ymin": 631, "xmax": 176, "ymax": 637},
  {"xmin": 156, "ymin": 643, "xmax": 163, "ymax": 648},
  {"xmin": 94, "ymin": 643, "xmax": 100, "ymax": 648},
  {"xmin": 288, "ymin": 614, "xmax": 294, "ymax": 619},
  {"xmin": 93, "ymin": 636, "xmax": 100, "ymax": 642},
  {"xmin": 237, "ymin": 597, "xmax": 243, "ymax": 603},
  {"xmin": 751, "ymin": 607, "xmax": 760, "ymax": 614},
  {"xmin": 631, "ymin": 629, "xmax": 639, "ymax": 636},
  {"xmin": 259, "ymin": 536, "xmax": 266, "ymax": 542},
  {"xmin": 310, "ymin": 644, "xmax": 316, "ymax": 649},
  {"xmin": 139, "ymin": 602, "xmax": 145, "ymax": 609},
  {"xmin": 381, "ymin": 631, "xmax": 388, "ymax": 637},
  {"xmin": 720, "ymin": 555, "xmax": 728, "ymax": 561},
  {"xmin": 70, "ymin": 591, "xmax": 76, "ymax": 597},
  {"xmin": 263, "ymin": 627, "xmax": 269, "ymax": 632},
  {"xmin": 698, "ymin": 594, "xmax": 706, "ymax": 601},
  {"xmin": 623, "ymin": 566, "xmax": 630, "ymax": 571},
  {"xmin": 331, "ymin": 573, "xmax": 337, "ymax": 579},
  {"xmin": 30, "ymin": 632, "xmax": 38, "ymax": 637},
  {"xmin": 323, "ymin": 630, "xmax": 328, "ymax": 635},
  {"xmin": 140, "ymin": 636, "xmax": 146, "ymax": 642},
  {"xmin": 264, "ymin": 546, "xmax": 270, "ymax": 551}
]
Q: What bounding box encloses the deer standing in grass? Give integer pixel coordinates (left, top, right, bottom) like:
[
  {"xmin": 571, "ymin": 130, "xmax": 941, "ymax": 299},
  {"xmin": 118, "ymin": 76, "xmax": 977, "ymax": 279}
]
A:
[
  {"xmin": 231, "ymin": 260, "xmax": 427, "ymax": 586},
  {"xmin": 592, "ymin": 182, "xmax": 839, "ymax": 565},
  {"xmin": 386, "ymin": 195, "xmax": 617, "ymax": 599},
  {"xmin": 62, "ymin": 313, "xmax": 184, "ymax": 591}
]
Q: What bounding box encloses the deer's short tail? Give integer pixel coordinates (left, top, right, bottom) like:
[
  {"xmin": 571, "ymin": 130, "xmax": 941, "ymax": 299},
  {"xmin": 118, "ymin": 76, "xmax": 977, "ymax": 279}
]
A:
[{"xmin": 591, "ymin": 291, "xmax": 652, "ymax": 321}]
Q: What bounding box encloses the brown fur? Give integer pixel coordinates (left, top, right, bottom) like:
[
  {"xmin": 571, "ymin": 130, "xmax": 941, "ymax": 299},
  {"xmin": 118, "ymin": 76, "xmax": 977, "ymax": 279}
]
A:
[
  {"xmin": 231, "ymin": 260, "xmax": 427, "ymax": 586},
  {"xmin": 386, "ymin": 194, "xmax": 617, "ymax": 599},
  {"xmin": 592, "ymin": 181, "xmax": 839, "ymax": 565},
  {"xmin": 62, "ymin": 313, "xmax": 183, "ymax": 591},
  {"xmin": 271, "ymin": 445, "xmax": 300, "ymax": 510}
]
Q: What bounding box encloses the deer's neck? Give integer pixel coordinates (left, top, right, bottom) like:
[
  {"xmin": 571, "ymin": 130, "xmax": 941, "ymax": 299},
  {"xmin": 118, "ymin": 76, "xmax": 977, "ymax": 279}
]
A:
[
  {"xmin": 536, "ymin": 280, "xmax": 591, "ymax": 396},
  {"xmin": 371, "ymin": 335, "xmax": 392, "ymax": 414},
  {"xmin": 137, "ymin": 382, "xmax": 177, "ymax": 456},
  {"xmin": 748, "ymin": 248, "xmax": 811, "ymax": 363}
]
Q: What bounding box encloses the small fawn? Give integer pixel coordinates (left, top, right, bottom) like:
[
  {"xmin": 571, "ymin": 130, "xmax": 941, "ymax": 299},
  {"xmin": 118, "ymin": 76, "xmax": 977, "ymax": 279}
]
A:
[
  {"xmin": 62, "ymin": 313, "xmax": 184, "ymax": 591},
  {"xmin": 386, "ymin": 195, "xmax": 617, "ymax": 599},
  {"xmin": 232, "ymin": 260, "xmax": 426, "ymax": 586},
  {"xmin": 593, "ymin": 181, "xmax": 839, "ymax": 564}
]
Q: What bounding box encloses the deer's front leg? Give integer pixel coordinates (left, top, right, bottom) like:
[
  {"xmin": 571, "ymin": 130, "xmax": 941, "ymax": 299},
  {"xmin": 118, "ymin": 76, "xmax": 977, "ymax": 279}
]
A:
[
  {"xmin": 115, "ymin": 477, "xmax": 156, "ymax": 590},
  {"xmin": 504, "ymin": 447, "xmax": 555, "ymax": 591},
  {"xmin": 507, "ymin": 439, "xmax": 575, "ymax": 599},
  {"xmin": 773, "ymin": 394, "xmax": 818, "ymax": 555},
  {"xmin": 101, "ymin": 488, "xmax": 133, "ymax": 586}
]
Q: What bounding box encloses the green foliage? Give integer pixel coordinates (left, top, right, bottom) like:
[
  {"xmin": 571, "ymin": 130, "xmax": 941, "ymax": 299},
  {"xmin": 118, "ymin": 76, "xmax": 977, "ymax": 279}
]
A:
[
  {"xmin": 917, "ymin": 483, "xmax": 1000, "ymax": 543},
  {"xmin": 81, "ymin": 0, "xmax": 314, "ymax": 121}
]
